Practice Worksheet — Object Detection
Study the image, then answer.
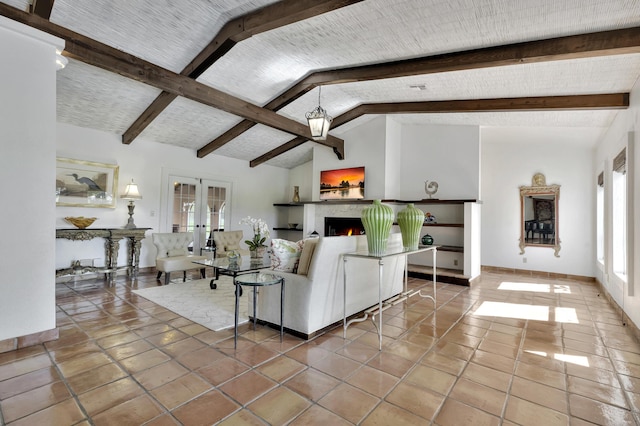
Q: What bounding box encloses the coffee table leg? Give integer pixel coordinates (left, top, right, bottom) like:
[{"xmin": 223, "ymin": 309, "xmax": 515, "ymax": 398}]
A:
[
  {"xmin": 234, "ymin": 281, "xmax": 239, "ymax": 349},
  {"xmin": 280, "ymin": 279, "xmax": 285, "ymax": 342},
  {"xmin": 252, "ymin": 287, "xmax": 257, "ymax": 330}
]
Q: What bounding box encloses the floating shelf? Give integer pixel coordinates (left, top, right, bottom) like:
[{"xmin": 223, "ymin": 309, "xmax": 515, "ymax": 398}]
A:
[{"xmin": 274, "ymin": 199, "xmax": 478, "ymax": 207}]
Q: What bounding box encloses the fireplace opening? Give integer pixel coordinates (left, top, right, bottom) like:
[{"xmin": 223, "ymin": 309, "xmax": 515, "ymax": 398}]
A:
[{"xmin": 324, "ymin": 217, "xmax": 365, "ymax": 237}]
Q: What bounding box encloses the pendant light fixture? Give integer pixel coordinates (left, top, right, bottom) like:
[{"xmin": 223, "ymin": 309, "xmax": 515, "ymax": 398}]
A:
[{"xmin": 305, "ymin": 86, "xmax": 333, "ymax": 141}]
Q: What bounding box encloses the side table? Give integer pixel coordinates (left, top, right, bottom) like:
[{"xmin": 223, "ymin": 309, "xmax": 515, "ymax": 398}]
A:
[{"xmin": 234, "ymin": 273, "xmax": 285, "ymax": 348}]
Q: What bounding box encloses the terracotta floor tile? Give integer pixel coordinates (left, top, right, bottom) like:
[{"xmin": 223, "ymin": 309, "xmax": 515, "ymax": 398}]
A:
[
  {"xmin": 1, "ymin": 381, "xmax": 72, "ymax": 423},
  {"xmin": 449, "ymin": 377, "xmax": 506, "ymax": 416},
  {"xmin": 462, "ymin": 362, "xmax": 512, "ymax": 392},
  {"xmin": 91, "ymin": 394, "xmax": 164, "ymax": 426},
  {"xmin": 151, "ymin": 373, "xmax": 213, "ymax": 410},
  {"xmin": 145, "ymin": 329, "xmax": 190, "ymax": 347},
  {"xmin": 47, "ymin": 341, "xmax": 103, "ymax": 363},
  {"xmin": 57, "ymin": 351, "xmax": 115, "ymax": 378},
  {"xmin": 0, "ymin": 353, "xmax": 51, "ymax": 381},
  {"xmin": 310, "ymin": 352, "xmax": 361, "ymax": 380},
  {"xmin": 248, "ymin": 386, "xmax": 311, "ymax": 425},
  {"xmin": 510, "ymin": 376, "xmax": 568, "ymax": 414},
  {"xmin": 0, "ymin": 366, "xmax": 60, "ymax": 400},
  {"xmin": 175, "ymin": 346, "xmax": 226, "ymax": 370},
  {"xmin": 197, "ymin": 357, "xmax": 250, "ymax": 386},
  {"xmin": 385, "ymin": 381, "xmax": 444, "ymax": 421},
  {"xmin": 235, "ymin": 344, "xmax": 279, "ymax": 367},
  {"xmin": 366, "ymin": 351, "xmax": 416, "ymax": 377},
  {"xmin": 420, "ymin": 350, "xmax": 467, "ymax": 375},
  {"xmin": 284, "ymin": 368, "xmax": 340, "ymax": 401},
  {"xmin": 172, "ymin": 390, "xmax": 239, "ymax": 426},
  {"xmin": 289, "ymin": 404, "xmax": 352, "ymax": 426},
  {"xmin": 567, "ymin": 375, "xmax": 628, "ymax": 409},
  {"xmin": 566, "ymin": 363, "xmax": 621, "ymax": 388},
  {"xmin": 335, "ymin": 340, "xmax": 380, "ymax": 363},
  {"xmin": 66, "ymin": 362, "xmax": 128, "ymax": 394},
  {"xmin": 435, "ymin": 398, "xmax": 501, "ymax": 426},
  {"xmin": 6, "ymin": 397, "xmax": 85, "ymax": 426},
  {"xmin": 133, "ymin": 360, "xmax": 189, "ymax": 390},
  {"xmin": 504, "ymin": 396, "xmax": 569, "ymax": 426},
  {"xmin": 256, "ymin": 355, "xmax": 305, "ymax": 382},
  {"xmin": 161, "ymin": 337, "xmax": 207, "ymax": 358},
  {"xmin": 106, "ymin": 339, "xmax": 154, "ymax": 360},
  {"xmin": 471, "ymin": 349, "xmax": 516, "ymax": 373},
  {"xmin": 515, "ymin": 360, "xmax": 567, "ymax": 390},
  {"xmin": 346, "ymin": 365, "xmax": 398, "ymax": 398},
  {"xmin": 119, "ymin": 348, "xmax": 172, "ymax": 374},
  {"xmin": 77, "ymin": 377, "xmax": 145, "ymax": 417},
  {"xmin": 217, "ymin": 408, "xmax": 266, "ymax": 425},
  {"xmin": 318, "ymin": 383, "xmax": 379, "ymax": 424},
  {"xmin": 219, "ymin": 370, "xmax": 277, "ymax": 405},
  {"xmin": 286, "ymin": 344, "xmax": 332, "ymax": 364},
  {"xmin": 383, "ymin": 340, "xmax": 428, "ymax": 362},
  {"xmin": 361, "ymin": 401, "xmax": 429, "ymax": 426},
  {"xmin": 404, "ymin": 364, "xmax": 456, "ymax": 395}
]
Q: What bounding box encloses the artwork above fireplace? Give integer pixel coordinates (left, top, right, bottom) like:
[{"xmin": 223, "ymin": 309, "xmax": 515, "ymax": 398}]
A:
[{"xmin": 324, "ymin": 217, "xmax": 365, "ymax": 237}]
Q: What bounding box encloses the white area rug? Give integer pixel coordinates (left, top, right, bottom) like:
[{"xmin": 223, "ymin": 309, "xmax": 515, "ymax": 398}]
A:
[{"xmin": 133, "ymin": 277, "xmax": 248, "ymax": 331}]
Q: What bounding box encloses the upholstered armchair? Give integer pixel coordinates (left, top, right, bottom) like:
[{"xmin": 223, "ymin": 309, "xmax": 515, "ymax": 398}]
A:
[
  {"xmin": 152, "ymin": 232, "xmax": 207, "ymax": 285},
  {"xmin": 212, "ymin": 230, "xmax": 250, "ymax": 258}
]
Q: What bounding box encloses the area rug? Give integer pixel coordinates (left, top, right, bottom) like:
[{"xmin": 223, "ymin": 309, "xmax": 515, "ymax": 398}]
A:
[{"xmin": 133, "ymin": 277, "xmax": 248, "ymax": 331}]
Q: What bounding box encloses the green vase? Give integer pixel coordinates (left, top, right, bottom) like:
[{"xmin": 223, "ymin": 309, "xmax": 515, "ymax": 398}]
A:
[
  {"xmin": 361, "ymin": 200, "xmax": 394, "ymax": 255},
  {"xmin": 397, "ymin": 203, "xmax": 424, "ymax": 250}
]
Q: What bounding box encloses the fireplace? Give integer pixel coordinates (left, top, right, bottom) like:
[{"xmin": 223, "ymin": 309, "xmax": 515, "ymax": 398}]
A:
[{"xmin": 324, "ymin": 217, "xmax": 365, "ymax": 237}]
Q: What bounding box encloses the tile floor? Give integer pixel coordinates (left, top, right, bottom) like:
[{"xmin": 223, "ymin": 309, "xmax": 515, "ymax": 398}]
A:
[{"xmin": 1, "ymin": 270, "xmax": 640, "ymax": 425}]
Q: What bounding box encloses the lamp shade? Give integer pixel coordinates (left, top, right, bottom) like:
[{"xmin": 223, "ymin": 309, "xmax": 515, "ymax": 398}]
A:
[{"xmin": 121, "ymin": 179, "xmax": 142, "ymax": 200}]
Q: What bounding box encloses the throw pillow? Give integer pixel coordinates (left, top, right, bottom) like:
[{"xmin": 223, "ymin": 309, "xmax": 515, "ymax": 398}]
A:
[
  {"xmin": 167, "ymin": 248, "xmax": 187, "ymax": 257},
  {"xmin": 297, "ymin": 238, "xmax": 318, "ymax": 276},
  {"xmin": 270, "ymin": 238, "xmax": 304, "ymax": 273}
]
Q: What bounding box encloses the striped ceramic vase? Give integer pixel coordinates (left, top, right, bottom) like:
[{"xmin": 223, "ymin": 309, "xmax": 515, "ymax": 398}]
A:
[
  {"xmin": 361, "ymin": 200, "xmax": 394, "ymax": 255},
  {"xmin": 397, "ymin": 203, "xmax": 424, "ymax": 250}
]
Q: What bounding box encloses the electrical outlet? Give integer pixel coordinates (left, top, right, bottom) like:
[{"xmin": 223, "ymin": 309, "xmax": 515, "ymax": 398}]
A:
[
  {"xmin": 453, "ymin": 259, "xmax": 458, "ymax": 266},
  {"xmin": 523, "ymin": 257, "xmax": 527, "ymax": 263},
  {"xmin": 150, "ymin": 210, "xmax": 156, "ymax": 217}
]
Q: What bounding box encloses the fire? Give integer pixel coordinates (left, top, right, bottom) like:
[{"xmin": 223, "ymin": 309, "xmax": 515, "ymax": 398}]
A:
[{"xmin": 347, "ymin": 229, "xmax": 353, "ymax": 236}]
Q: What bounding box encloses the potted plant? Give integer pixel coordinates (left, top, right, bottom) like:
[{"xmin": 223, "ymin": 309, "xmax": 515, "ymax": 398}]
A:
[{"xmin": 240, "ymin": 216, "xmax": 270, "ymax": 258}]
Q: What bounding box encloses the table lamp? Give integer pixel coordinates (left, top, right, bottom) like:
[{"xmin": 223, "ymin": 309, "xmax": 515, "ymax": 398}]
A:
[{"xmin": 121, "ymin": 179, "xmax": 142, "ymax": 229}]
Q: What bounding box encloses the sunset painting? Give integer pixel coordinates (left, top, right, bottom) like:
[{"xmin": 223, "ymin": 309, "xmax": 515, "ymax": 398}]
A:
[{"xmin": 320, "ymin": 166, "xmax": 365, "ymax": 200}]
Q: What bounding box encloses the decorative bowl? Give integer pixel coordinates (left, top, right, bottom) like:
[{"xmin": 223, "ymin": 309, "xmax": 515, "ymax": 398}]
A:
[
  {"xmin": 65, "ymin": 216, "xmax": 98, "ymax": 229},
  {"xmin": 288, "ymin": 223, "xmax": 298, "ymax": 229}
]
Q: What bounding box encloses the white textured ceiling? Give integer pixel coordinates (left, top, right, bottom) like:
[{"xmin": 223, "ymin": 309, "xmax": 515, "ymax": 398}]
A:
[{"xmin": 6, "ymin": 0, "xmax": 640, "ymax": 168}]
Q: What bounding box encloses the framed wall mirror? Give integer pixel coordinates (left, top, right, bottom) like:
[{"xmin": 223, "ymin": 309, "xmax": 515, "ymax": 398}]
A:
[{"xmin": 519, "ymin": 173, "xmax": 561, "ymax": 257}]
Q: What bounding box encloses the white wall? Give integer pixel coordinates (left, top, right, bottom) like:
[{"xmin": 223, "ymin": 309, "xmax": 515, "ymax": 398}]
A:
[
  {"xmin": 399, "ymin": 123, "xmax": 480, "ymax": 200},
  {"xmin": 593, "ymin": 76, "xmax": 640, "ymax": 328},
  {"xmin": 481, "ymin": 127, "xmax": 596, "ymax": 277},
  {"xmin": 0, "ymin": 18, "xmax": 63, "ymax": 340},
  {"xmin": 56, "ymin": 123, "xmax": 290, "ymax": 271}
]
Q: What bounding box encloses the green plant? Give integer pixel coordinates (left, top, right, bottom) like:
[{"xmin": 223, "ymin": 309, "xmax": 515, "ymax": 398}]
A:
[{"xmin": 240, "ymin": 216, "xmax": 270, "ymax": 250}]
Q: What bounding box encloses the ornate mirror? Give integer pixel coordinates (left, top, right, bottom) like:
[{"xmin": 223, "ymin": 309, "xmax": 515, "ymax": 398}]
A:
[{"xmin": 519, "ymin": 173, "xmax": 561, "ymax": 257}]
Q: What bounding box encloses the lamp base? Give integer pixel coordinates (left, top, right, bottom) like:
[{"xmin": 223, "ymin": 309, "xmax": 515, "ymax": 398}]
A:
[{"xmin": 124, "ymin": 201, "xmax": 137, "ymax": 229}]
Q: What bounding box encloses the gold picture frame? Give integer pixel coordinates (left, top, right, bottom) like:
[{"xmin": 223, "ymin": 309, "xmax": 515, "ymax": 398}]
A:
[{"xmin": 56, "ymin": 157, "xmax": 119, "ymax": 208}]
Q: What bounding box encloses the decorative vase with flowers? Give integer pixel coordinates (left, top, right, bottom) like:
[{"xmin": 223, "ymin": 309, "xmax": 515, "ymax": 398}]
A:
[{"xmin": 240, "ymin": 216, "xmax": 270, "ymax": 258}]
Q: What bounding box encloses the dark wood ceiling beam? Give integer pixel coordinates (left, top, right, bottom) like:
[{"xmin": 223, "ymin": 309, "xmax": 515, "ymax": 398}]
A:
[
  {"xmin": 0, "ymin": 3, "xmax": 344, "ymax": 158},
  {"xmin": 123, "ymin": 0, "xmax": 362, "ymax": 145},
  {"xmin": 212, "ymin": 26, "xmax": 640, "ymax": 157},
  {"xmin": 249, "ymin": 93, "xmax": 629, "ymax": 167},
  {"xmin": 31, "ymin": 0, "xmax": 54, "ymax": 19}
]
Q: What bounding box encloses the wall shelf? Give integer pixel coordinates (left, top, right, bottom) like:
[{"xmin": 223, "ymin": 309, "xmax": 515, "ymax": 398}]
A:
[{"xmin": 274, "ymin": 199, "xmax": 477, "ymax": 207}]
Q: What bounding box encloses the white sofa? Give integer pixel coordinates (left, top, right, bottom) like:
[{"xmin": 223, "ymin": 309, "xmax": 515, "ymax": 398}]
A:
[
  {"xmin": 152, "ymin": 232, "xmax": 207, "ymax": 285},
  {"xmin": 255, "ymin": 233, "xmax": 405, "ymax": 338}
]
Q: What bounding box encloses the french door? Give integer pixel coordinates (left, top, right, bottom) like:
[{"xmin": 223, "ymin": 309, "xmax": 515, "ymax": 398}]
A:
[{"xmin": 165, "ymin": 174, "xmax": 230, "ymax": 254}]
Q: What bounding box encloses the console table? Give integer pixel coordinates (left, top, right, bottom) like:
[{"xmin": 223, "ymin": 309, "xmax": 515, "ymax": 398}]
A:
[
  {"xmin": 343, "ymin": 245, "xmax": 438, "ymax": 350},
  {"xmin": 56, "ymin": 228, "xmax": 151, "ymax": 278}
]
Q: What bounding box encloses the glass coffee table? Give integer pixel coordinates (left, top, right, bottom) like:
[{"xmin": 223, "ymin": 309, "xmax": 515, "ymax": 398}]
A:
[{"xmin": 193, "ymin": 255, "xmax": 271, "ymax": 291}]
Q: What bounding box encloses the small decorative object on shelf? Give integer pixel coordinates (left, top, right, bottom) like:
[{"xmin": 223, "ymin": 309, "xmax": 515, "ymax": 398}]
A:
[
  {"xmin": 421, "ymin": 234, "xmax": 434, "ymax": 245},
  {"xmin": 361, "ymin": 200, "xmax": 394, "ymax": 255},
  {"xmin": 397, "ymin": 203, "xmax": 424, "ymax": 250},
  {"xmin": 64, "ymin": 216, "xmax": 97, "ymax": 229},
  {"xmin": 288, "ymin": 223, "xmax": 298, "ymax": 229},
  {"xmin": 292, "ymin": 186, "xmax": 300, "ymax": 203},
  {"xmin": 424, "ymin": 212, "xmax": 437, "ymax": 223},
  {"xmin": 424, "ymin": 180, "xmax": 439, "ymax": 199},
  {"xmin": 227, "ymin": 250, "xmax": 240, "ymax": 267}
]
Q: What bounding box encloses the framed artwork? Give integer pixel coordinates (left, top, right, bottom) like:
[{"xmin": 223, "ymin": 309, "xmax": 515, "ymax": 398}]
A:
[
  {"xmin": 319, "ymin": 166, "xmax": 365, "ymax": 200},
  {"xmin": 56, "ymin": 157, "xmax": 119, "ymax": 208}
]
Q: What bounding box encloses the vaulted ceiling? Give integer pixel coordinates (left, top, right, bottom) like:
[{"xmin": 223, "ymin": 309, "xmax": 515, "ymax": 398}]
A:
[{"xmin": 3, "ymin": 0, "xmax": 640, "ymax": 168}]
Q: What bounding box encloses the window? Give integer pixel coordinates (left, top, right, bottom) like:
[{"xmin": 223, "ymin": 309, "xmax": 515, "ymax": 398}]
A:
[
  {"xmin": 612, "ymin": 148, "xmax": 626, "ymax": 279},
  {"xmin": 596, "ymin": 172, "xmax": 604, "ymax": 264}
]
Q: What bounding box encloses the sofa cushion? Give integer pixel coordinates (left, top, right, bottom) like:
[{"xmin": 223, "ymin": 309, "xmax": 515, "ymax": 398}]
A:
[
  {"xmin": 270, "ymin": 238, "xmax": 304, "ymax": 272},
  {"xmin": 297, "ymin": 238, "xmax": 318, "ymax": 276}
]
